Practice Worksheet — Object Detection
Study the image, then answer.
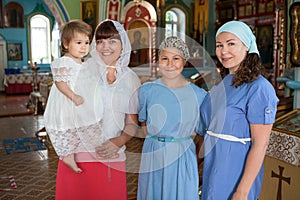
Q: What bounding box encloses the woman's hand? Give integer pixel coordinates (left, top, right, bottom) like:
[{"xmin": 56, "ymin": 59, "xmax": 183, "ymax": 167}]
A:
[
  {"xmin": 95, "ymin": 137, "xmax": 121, "ymax": 159},
  {"xmin": 95, "ymin": 114, "xmax": 138, "ymax": 159}
]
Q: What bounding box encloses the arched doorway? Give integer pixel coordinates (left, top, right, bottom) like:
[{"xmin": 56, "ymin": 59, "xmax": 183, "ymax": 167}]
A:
[{"xmin": 121, "ymin": 0, "xmax": 157, "ymax": 78}]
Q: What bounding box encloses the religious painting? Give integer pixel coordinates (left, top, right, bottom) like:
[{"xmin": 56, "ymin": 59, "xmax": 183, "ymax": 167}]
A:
[
  {"xmin": 7, "ymin": 43, "xmax": 22, "ymax": 61},
  {"xmin": 245, "ymin": 5, "xmax": 252, "ymax": 16},
  {"xmin": 256, "ymin": 25, "xmax": 273, "ymax": 69},
  {"xmin": 4, "ymin": 2, "xmax": 24, "ymax": 28},
  {"xmin": 80, "ymin": 1, "xmax": 97, "ymax": 32},
  {"xmin": 266, "ymin": 1, "xmax": 275, "ymax": 13},
  {"xmin": 199, "ymin": 0, "xmax": 205, "ymax": 5},
  {"xmin": 128, "ymin": 21, "xmax": 149, "ymax": 68},
  {"xmin": 290, "ymin": 2, "xmax": 300, "ymax": 66},
  {"xmin": 218, "ymin": 6, "xmax": 234, "ymax": 26},
  {"xmin": 238, "ymin": 6, "xmax": 245, "ymax": 17},
  {"xmin": 258, "ymin": 2, "xmax": 266, "ymax": 14}
]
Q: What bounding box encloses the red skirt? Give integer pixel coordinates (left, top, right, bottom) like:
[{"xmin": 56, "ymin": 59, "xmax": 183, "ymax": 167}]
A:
[{"xmin": 55, "ymin": 160, "xmax": 128, "ymax": 200}]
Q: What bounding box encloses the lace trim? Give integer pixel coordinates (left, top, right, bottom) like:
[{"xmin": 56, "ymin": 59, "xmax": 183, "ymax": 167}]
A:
[
  {"xmin": 52, "ymin": 67, "xmax": 72, "ymax": 82},
  {"xmin": 47, "ymin": 122, "xmax": 104, "ymax": 156}
]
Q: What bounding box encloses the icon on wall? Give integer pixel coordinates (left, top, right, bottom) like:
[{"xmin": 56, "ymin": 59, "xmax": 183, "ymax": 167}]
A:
[
  {"xmin": 80, "ymin": 1, "xmax": 97, "ymax": 32},
  {"xmin": 256, "ymin": 25, "xmax": 273, "ymax": 69},
  {"xmin": 7, "ymin": 43, "xmax": 22, "ymax": 61},
  {"xmin": 4, "ymin": 2, "xmax": 24, "ymax": 28},
  {"xmin": 128, "ymin": 22, "xmax": 149, "ymax": 68}
]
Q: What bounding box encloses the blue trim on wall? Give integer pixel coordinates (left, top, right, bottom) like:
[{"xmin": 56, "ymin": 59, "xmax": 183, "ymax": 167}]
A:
[{"xmin": 55, "ymin": 0, "xmax": 69, "ymax": 21}]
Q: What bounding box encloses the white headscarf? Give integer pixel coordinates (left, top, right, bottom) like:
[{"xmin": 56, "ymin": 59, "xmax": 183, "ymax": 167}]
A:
[{"xmin": 89, "ymin": 19, "xmax": 132, "ymax": 84}]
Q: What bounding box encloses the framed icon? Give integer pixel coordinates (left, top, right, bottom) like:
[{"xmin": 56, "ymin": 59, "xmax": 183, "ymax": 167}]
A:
[
  {"xmin": 80, "ymin": 1, "xmax": 97, "ymax": 32},
  {"xmin": 4, "ymin": 2, "xmax": 24, "ymax": 28},
  {"xmin": 7, "ymin": 43, "xmax": 23, "ymax": 61},
  {"xmin": 256, "ymin": 25, "xmax": 273, "ymax": 69}
]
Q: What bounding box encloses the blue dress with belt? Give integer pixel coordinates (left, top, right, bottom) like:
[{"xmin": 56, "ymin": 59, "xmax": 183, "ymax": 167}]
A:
[
  {"xmin": 137, "ymin": 79, "xmax": 207, "ymax": 200},
  {"xmin": 199, "ymin": 74, "xmax": 279, "ymax": 200}
]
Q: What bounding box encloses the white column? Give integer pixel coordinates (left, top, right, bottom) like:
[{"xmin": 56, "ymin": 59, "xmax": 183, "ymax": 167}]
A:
[{"xmin": 98, "ymin": 0, "xmax": 108, "ymax": 22}]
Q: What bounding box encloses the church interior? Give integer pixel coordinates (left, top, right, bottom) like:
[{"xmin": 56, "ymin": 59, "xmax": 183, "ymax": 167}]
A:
[{"xmin": 0, "ymin": 0, "xmax": 300, "ymax": 199}]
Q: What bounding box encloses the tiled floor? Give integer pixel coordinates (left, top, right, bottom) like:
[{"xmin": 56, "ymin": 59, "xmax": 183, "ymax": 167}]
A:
[
  {"xmin": 0, "ymin": 91, "xmax": 293, "ymax": 199},
  {"xmin": 0, "ymin": 93, "xmax": 32, "ymax": 117},
  {"xmin": 0, "ymin": 92, "xmax": 143, "ymax": 199}
]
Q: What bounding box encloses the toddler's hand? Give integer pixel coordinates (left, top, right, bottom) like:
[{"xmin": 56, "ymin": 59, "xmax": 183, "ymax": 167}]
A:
[{"xmin": 72, "ymin": 94, "xmax": 84, "ymax": 106}]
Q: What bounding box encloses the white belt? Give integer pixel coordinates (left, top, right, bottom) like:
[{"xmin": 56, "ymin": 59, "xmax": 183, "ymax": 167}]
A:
[{"xmin": 206, "ymin": 130, "xmax": 251, "ymax": 144}]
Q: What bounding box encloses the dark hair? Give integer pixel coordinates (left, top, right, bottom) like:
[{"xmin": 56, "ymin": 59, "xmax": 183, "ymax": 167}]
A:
[
  {"xmin": 218, "ymin": 53, "xmax": 264, "ymax": 87},
  {"xmin": 60, "ymin": 20, "xmax": 92, "ymax": 55},
  {"xmin": 95, "ymin": 20, "xmax": 120, "ymax": 41}
]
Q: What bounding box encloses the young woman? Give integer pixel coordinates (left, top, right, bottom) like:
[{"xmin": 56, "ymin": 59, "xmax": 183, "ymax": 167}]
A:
[
  {"xmin": 137, "ymin": 36, "xmax": 207, "ymax": 200},
  {"xmin": 199, "ymin": 20, "xmax": 279, "ymax": 199}
]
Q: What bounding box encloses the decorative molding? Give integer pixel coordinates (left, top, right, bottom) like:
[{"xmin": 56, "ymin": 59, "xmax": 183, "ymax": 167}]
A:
[
  {"xmin": 266, "ymin": 130, "xmax": 300, "ymax": 166},
  {"xmin": 44, "ymin": 0, "xmax": 69, "ymax": 26},
  {"xmin": 290, "ymin": 2, "xmax": 300, "ymax": 66},
  {"xmin": 120, "ymin": 0, "xmax": 157, "ymax": 23},
  {"xmin": 107, "ymin": 0, "xmax": 120, "ymax": 21}
]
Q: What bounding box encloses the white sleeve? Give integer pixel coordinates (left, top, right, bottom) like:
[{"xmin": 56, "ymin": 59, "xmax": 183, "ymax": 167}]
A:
[{"xmin": 51, "ymin": 57, "xmax": 73, "ymax": 82}]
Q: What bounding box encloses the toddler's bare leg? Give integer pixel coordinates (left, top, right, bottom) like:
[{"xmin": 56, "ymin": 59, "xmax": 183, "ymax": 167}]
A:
[{"xmin": 62, "ymin": 154, "xmax": 82, "ymax": 173}]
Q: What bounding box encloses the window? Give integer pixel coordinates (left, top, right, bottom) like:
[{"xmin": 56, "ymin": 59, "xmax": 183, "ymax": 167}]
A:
[
  {"xmin": 165, "ymin": 10, "xmax": 178, "ymax": 37},
  {"xmin": 29, "ymin": 14, "xmax": 51, "ymax": 64},
  {"xmin": 51, "ymin": 22, "xmax": 60, "ymax": 60},
  {"xmin": 165, "ymin": 8, "xmax": 186, "ymax": 40}
]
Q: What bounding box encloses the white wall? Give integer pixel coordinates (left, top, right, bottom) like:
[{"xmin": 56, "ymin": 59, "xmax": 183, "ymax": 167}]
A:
[{"xmin": 0, "ymin": 37, "xmax": 7, "ymax": 91}]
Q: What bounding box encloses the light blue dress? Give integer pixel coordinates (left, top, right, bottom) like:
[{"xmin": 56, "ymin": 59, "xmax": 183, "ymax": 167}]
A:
[
  {"xmin": 199, "ymin": 74, "xmax": 279, "ymax": 200},
  {"xmin": 137, "ymin": 79, "xmax": 207, "ymax": 200}
]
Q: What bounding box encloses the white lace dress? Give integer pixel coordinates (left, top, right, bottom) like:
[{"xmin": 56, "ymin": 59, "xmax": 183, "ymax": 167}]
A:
[{"xmin": 44, "ymin": 56, "xmax": 104, "ymax": 157}]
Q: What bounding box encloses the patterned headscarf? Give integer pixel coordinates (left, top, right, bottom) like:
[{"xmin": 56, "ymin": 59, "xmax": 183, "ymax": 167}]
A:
[
  {"xmin": 159, "ymin": 36, "xmax": 190, "ymax": 61},
  {"xmin": 216, "ymin": 21, "xmax": 260, "ymax": 56}
]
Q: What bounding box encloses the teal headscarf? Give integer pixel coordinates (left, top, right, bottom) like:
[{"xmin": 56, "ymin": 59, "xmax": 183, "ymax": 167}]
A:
[{"xmin": 216, "ymin": 21, "xmax": 260, "ymax": 56}]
